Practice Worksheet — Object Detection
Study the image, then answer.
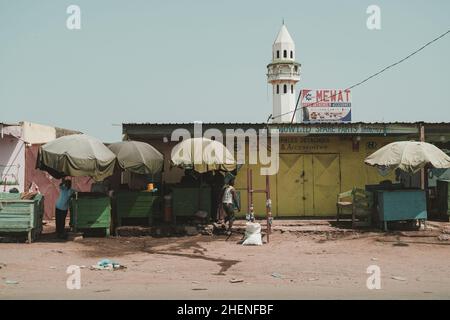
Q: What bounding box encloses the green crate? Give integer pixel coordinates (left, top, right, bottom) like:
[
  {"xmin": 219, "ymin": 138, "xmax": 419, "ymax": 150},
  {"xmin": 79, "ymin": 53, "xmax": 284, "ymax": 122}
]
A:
[
  {"xmin": 70, "ymin": 193, "xmax": 111, "ymax": 236},
  {"xmin": 0, "ymin": 193, "xmax": 44, "ymax": 243},
  {"xmin": 116, "ymin": 191, "xmax": 160, "ymax": 226}
]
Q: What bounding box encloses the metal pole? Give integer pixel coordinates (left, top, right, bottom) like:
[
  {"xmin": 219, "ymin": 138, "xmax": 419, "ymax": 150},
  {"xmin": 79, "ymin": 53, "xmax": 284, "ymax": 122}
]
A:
[
  {"xmin": 249, "ymin": 169, "xmax": 254, "ymax": 221},
  {"xmin": 420, "ymin": 123, "xmax": 425, "ymax": 190},
  {"xmin": 290, "ymin": 89, "xmax": 303, "ymax": 123},
  {"xmin": 246, "ymin": 168, "xmax": 250, "ymax": 215},
  {"xmin": 265, "ymin": 175, "xmax": 272, "ymax": 243}
]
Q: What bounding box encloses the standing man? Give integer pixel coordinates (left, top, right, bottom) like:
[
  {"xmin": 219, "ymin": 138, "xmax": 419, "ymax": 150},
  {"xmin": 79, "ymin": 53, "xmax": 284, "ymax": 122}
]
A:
[
  {"xmin": 221, "ymin": 177, "xmax": 240, "ymax": 235},
  {"xmin": 55, "ymin": 179, "xmax": 76, "ymax": 239}
]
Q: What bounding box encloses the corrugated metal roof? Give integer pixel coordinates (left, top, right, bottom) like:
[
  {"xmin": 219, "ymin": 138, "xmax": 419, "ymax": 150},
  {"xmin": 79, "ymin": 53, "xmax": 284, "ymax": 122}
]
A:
[
  {"xmin": 122, "ymin": 121, "xmax": 450, "ymax": 126},
  {"xmin": 0, "ymin": 122, "xmax": 20, "ymax": 127}
]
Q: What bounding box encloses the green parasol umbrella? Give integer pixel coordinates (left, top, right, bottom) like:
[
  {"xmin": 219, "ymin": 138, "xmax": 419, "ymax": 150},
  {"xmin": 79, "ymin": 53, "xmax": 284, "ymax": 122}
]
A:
[
  {"xmin": 37, "ymin": 134, "xmax": 116, "ymax": 181},
  {"xmin": 108, "ymin": 141, "xmax": 164, "ymax": 175}
]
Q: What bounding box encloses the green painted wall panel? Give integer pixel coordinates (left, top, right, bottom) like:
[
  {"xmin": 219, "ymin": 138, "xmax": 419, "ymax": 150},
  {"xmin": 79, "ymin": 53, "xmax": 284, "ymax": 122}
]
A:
[{"xmin": 172, "ymin": 187, "xmax": 211, "ymax": 217}]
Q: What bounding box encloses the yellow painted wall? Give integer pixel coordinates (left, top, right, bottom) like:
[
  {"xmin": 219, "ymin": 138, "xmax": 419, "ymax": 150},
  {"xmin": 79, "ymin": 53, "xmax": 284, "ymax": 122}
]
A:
[{"xmin": 234, "ymin": 135, "xmax": 402, "ymax": 217}]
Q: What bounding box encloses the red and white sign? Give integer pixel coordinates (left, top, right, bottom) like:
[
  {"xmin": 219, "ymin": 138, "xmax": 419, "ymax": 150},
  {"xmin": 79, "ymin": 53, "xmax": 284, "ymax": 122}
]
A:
[{"xmin": 301, "ymin": 89, "xmax": 352, "ymax": 122}]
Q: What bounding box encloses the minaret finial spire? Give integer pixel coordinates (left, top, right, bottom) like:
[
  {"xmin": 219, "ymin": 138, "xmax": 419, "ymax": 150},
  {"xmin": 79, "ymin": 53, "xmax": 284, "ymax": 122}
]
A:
[{"xmin": 282, "ymin": 18, "xmax": 285, "ymax": 25}]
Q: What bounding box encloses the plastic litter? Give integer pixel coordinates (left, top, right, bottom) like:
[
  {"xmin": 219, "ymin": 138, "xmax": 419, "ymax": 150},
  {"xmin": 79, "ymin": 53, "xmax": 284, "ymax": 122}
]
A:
[
  {"xmin": 391, "ymin": 276, "xmax": 407, "ymax": 281},
  {"xmin": 229, "ymin": 279, "xmax": 244, "ymax": 283},
  {"xmin": 90, "ymin": 259, "xmax": 126, "ymax": 271}
]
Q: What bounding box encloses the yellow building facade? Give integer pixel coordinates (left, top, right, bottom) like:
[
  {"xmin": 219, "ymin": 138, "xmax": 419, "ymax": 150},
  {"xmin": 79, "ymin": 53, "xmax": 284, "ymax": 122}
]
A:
[
  {"xmin": 234, "ymin": 135, "xmax": 403, "ymax": 218},
  {"xmin": 123, "ymin": 122, "xmax": 422, "ymax": 218}
]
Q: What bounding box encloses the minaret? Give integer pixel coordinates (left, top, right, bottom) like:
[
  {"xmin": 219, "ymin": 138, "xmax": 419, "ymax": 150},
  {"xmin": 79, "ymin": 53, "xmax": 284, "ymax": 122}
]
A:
[{"xmin": 267, "ymin": 23, "xmax": 301, "ymax": 123}]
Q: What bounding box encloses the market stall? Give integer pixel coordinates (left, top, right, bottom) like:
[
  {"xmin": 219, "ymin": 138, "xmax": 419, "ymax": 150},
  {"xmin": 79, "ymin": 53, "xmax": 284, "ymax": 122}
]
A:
[
  {"xmin": 365, "ymin": 141, "xmax": 450, "ymax": 230},
  {"xmin": 37, "ymin": 134, "xmax": 117, "ymax": 236},
  {"xmin": 108, "ymin": 141, "xmax": 164, "ymax": 228},
  {"xmin": 170, "ymin": 138, "xmax": 236, "ymax": 222}
]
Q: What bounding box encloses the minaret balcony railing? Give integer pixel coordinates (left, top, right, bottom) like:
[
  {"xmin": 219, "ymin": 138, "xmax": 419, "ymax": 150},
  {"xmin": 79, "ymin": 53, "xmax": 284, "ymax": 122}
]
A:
[{"xmin": 267, "ymin": 72, "xmax": 300, "ymax": 82}]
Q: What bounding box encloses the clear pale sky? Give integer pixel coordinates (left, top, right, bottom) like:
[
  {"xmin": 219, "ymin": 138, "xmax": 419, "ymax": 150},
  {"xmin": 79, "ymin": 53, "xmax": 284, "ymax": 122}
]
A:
[{"xmin": 1, "ymin": 0, "xmax": 449, "ymax": 141}]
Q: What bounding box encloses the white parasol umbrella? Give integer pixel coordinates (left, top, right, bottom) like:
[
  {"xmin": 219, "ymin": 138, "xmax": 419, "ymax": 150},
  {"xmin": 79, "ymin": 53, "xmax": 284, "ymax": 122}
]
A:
[
  {"xmin": 171, "ymin": 137, "xmax": 236, "ymax": 173},
  {"xmin": 364, "ymin": 141, "xmax": 450, "ymax": 174}
]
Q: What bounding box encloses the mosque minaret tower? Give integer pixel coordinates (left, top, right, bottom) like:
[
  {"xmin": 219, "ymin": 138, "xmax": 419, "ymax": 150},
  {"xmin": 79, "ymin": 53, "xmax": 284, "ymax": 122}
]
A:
[{"xmin": 267, "ymin": 23, "xmax": 301, "ymax": 123}]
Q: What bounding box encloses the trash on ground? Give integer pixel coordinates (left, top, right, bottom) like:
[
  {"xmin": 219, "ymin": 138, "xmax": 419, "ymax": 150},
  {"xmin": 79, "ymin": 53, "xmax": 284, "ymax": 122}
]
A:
[
  {"xmin": 5, "ymin": 280, "xmax": 19, "ymax": 285},
  {"xmin": 229, "ymin": 279, "xmax": 244, "ymax": 283},
  {"xmin": 90, "ymin": 259, "xmax": 126, "ymax": 271},
  {"xmin": 242, "ymin": 222, "xmax": 263, "ymax": 246},
  {"xmin": 199, "ymin": 225, "xmax": 213, "ymax": 236},
  {"xmin": 192, "ymin": 288, "xmax": 208, "ymax": 291},
  {"xmin": 391, "ymin": 276, "xmax": 407, "ymax": 281},
  {"xmin": 271, "ymin": 272, "xmax": 283, "ymax": 279},
  {"xmin": 438, "ymin": 234, "xmax": 450, "ymax": 241},
  {"xmin": 308, "ymin": 278, "xmax": 319, "ymax": 282},
  {"xmin": 67, "ymin": 232, "xmax": 84, "ymax": 241}
]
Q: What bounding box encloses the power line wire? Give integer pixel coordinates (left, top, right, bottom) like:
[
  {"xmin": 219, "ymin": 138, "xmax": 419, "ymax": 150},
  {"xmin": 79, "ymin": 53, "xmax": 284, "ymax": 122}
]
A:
[{"xmin": 269, "ymin": 29, "xmax": 450, "ymax": 122}]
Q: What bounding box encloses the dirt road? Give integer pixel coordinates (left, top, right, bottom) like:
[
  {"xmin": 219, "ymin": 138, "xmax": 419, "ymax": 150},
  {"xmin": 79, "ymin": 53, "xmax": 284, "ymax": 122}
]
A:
[{"xmin": 1, "ymin": 221, "xmax": 450, "ymax": 299}]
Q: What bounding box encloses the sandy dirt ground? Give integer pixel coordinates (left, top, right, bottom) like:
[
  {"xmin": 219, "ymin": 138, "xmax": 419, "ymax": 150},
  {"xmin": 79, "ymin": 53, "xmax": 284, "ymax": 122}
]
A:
[{"xmin": 1, "ymin": 220, "xmax": 450, "ymax": 300}]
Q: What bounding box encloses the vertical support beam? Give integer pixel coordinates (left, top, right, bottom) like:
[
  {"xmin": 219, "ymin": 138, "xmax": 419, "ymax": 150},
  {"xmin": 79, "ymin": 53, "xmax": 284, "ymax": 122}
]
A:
[
  {"xmin": 266, "ymin": 175, "xmax": 272, "ymax": 243},
  {"xmin": 246, "ymin": 168, "xmax": 250, "ymax": 214},
  {"xmin": 249, "ymin": 169, "xmax": 254, "ymax": 218},
  {"xmin": 420, "ymin": 122, "xmax": 426, "ymax": 190}
]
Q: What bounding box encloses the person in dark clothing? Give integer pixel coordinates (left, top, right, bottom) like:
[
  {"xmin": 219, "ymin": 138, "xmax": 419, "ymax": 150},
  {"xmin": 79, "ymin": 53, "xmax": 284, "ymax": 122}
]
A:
[{"xmin": 55, "ymin": 179, "xmax": 76, "ymax": 239}]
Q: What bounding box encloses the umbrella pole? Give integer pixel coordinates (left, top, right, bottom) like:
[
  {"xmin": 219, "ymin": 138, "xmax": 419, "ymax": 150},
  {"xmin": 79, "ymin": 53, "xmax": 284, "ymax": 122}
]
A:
[
  {"xmin": 420, "ymin": 123, "xmax": 426, "ymax": 190},
  {"xmin": 198, "ymin": 173, "xmax": 202, "ymax": 215}
]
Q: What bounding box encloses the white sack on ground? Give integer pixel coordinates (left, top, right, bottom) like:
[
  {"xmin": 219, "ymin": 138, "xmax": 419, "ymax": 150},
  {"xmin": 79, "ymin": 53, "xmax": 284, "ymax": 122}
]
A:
[{"xmin": 242, "ymin": 222, "xmax": 263, "ymax": 246}]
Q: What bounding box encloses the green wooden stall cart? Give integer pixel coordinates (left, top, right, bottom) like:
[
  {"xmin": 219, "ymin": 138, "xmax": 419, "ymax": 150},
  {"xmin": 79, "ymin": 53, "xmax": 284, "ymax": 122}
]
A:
[
  {"xmin": 377, "ymin": 189, "xmax": 427, "ymax": 231},
  {"xmin": 0, "ymin": 193, "xmax": 44, "ymax": 243},
  {"xmin": 70, "ymin": 192, "xmax": 111, "ymax": 236},
  {"xmin": 116, "ymin": 191, "xmax": 161, "ymax": 227},
  {"xmin": 172, "ymin": 186, "xmax": 212, "ymax": 221}
]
